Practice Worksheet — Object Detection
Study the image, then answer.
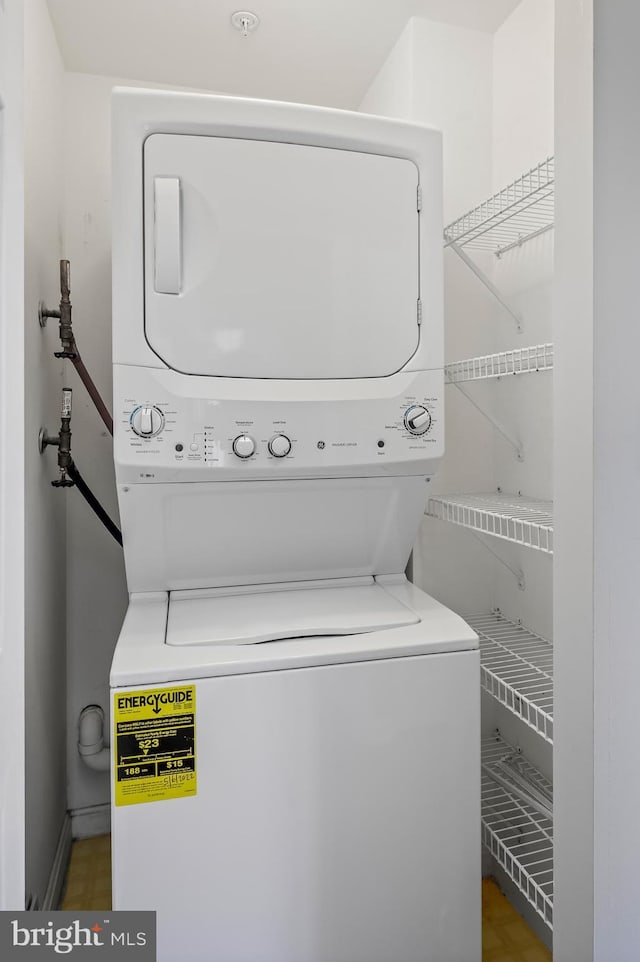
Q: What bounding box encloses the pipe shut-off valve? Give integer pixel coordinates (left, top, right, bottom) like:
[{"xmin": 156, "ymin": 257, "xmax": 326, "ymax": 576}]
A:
[
  {"xmin": 39, "ymin": 387, "xmax": 75, "ymax": 487},
  {"xmin": 39, "ymin": 260, "xmax": 77, "ymax": 359}
]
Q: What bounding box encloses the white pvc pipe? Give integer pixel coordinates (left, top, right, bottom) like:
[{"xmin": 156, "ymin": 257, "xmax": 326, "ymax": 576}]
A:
[{"xmin": 78, "ymin": 705, "xmax": 110, "ymax": 773}]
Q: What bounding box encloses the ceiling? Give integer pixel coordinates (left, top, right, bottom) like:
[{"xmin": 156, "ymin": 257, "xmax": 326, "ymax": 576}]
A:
[{"xmin": 46, "ymin": 0, "xmax": 521, "ymax": 109}]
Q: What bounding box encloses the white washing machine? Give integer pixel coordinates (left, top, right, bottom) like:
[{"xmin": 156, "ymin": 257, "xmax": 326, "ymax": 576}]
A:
[{"xmin": 110, "ymin": 89, "xmax": 480, "ymax": 962}]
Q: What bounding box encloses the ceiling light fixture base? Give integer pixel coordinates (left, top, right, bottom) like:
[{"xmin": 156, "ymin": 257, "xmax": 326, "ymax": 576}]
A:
[{"xmin": 231, "ymin": 11, "xmax": 260, "ymax": 38}]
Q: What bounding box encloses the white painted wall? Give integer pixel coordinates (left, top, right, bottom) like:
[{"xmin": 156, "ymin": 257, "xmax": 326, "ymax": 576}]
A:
[
  {"xmin": 0, "ymin": 0, "xmax": 26, "ymax": 910},
  {"xmin": 411, "ymin": 17, "xmax": 495, "ymax": 223},
  {"xmin": 23, "ymin": 0, "xmax": 67, "ymax": 906},
  {"xmin": 492, "ymin": 0, "xmax": 554, "ymax": 188},
  {"xmin": 359, "ymin": 21, "xmax": 413, "ymax": 120},
  {"xmin": 591, "ymin": 2, "xmax": 640, "ymax": 957},
  {"xmin": 553, "ymin": 2, "xmax": 593, "ymax": 958}
]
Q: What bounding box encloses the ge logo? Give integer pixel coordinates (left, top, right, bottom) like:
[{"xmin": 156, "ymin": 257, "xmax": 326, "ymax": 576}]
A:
[{"xmin": 317, "ymin": 441, "xmax": 326, "ymax": 450}]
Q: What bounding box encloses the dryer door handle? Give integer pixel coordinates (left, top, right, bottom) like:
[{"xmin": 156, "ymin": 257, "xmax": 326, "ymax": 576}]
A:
[{"xmin": 154, "ymin": 177, "xmax": 181, "ymax": 295}]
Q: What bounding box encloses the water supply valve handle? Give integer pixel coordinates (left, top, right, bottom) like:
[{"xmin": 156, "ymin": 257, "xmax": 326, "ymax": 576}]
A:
[
  {"xmin": 52, "ymin": 474, "xmax": 75, "ymax": 488},
  {"xmin": 41, "ymin": 387, "xmax": 74, "ymax": 489}
]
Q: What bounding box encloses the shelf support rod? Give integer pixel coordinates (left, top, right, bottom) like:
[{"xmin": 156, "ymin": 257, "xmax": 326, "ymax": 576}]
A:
[
  {"xmin": 453, "ymin": 383, "xmax": 524, "ymax": 461},
  {"xmin": 496, "ymin": 222, "xmax": 554, "ymax": 259},
  {"xmin": 449, "ymin": 241, "xmax": 523, "ymax": 333},
  {"xmin": 470, "ymin": 532, "xmax": 525, "ymax": 590}
]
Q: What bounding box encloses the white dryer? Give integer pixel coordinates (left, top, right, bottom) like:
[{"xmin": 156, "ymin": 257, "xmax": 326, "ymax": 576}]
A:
[{"xmin": 110, "ymin": 89, "xmax": 480, "ymax": 962}]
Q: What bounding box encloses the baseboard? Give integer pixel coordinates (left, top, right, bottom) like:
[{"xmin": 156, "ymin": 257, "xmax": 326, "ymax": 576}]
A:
[
  {"xmin": 70, "ymin": 803, "xmax": 111, "ymax": 840},
  {"xmin": 42, "ymin": 812, "xmax": 73, "ymax": 911}
]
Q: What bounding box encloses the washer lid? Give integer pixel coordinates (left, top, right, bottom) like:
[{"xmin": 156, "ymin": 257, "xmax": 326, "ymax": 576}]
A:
[{"xmin": 166, "ymin": 579, "xmax": 419, "ymax": 647}]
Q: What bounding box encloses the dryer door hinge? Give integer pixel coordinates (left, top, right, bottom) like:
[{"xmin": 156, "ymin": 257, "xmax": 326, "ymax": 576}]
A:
[
  {"xmin": 417, "ymin": 299, "xmax": 423, "ymax": 325},
  {"xmin": 417, "ymin": 186, "xmax": 422, "ymax": 212}
]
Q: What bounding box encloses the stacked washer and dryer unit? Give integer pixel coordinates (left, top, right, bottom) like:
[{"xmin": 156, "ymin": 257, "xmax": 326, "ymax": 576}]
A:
[{"xmin": 110, "ymin": 88, "xmax": 480, "ymax": 962}]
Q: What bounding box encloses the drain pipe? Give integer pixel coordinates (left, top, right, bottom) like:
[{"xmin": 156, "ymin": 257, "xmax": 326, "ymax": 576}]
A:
[{"xmin": 78, "ymin": 705, "xmax": 110, "ymax": 773}]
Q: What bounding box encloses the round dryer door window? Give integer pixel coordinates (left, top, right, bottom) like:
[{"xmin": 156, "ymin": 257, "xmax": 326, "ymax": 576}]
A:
[{"xmin": 143, "ymin": 134, "xmax": 420, "ymax": 379}]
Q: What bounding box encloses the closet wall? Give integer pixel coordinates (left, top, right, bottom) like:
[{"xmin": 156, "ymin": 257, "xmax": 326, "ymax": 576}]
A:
[
  {"xmin": 361, "ymin": 0, "xmax": 554, "ymax": 945},
  {"xmin": 23, "ymin": 0, "xmax": 67, "ymax": 908},
  {"xmin": 481, "ymin": 2, "xmax": 554, "ymax": 941},
  {"xmin": 0, "ymin": 0, "xmax": 26, "ymax": 911},
  {"xmin": 553, "ymin": 3, "xmax": 593, "ymax": 958}
]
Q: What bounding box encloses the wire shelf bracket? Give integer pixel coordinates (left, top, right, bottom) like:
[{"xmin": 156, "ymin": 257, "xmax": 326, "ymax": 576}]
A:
[
  {"xmin": 452, "ymin": 382, "xmax": 524, "ymax": 461},
  {"xmin": 443, "ymin": 157, "xmax": 555, "ymax": 334},
  {"xmin": 469, "ymin": 533, "xmax": 525, "ymax": 590},
  {"xmin": 447, "ymin": 241, "xmax": 523, "ymax": 333},
  {"xmin": 482, "ymin": 731, "xmax": 553, "ymax": 929},
  {"xmin": 445, "ymin": 344, "xmax": 554, "ymax": 384},
  {"xmin": 469, "ymin": 612, "xmax": 553, "ymax": 741},
  {"xmin": 425, "ymin": 492, "xmax": 554, "ymax": 554}
]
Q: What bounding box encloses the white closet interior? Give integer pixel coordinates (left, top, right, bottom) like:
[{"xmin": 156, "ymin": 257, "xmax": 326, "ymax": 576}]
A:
[
  {"xmin": 441, "ymin": 158, "xmax": 554, "ymax": 936},
  {"xmin": 361, "ymin": 0, "xmax": 554, "ymax": 948},
  {"xmin": 21, "ymin": 2, "xmax": 617, "ymax": 952}
]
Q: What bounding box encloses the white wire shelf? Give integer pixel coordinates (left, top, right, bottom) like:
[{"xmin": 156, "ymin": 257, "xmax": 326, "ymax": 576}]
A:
[
  {"xmin": 445, "ymin": 344, "xmax": 554, "ymax": 383},
  {"xmin": 426, "ymin": 492, "xmax": 553, "ymax": 554},
  {"xmin": 444, "ymin": 157, "xmax": 554, "ymax": 257},
  {"xmin": 468, "ymin": 613, "xmax": 553, "ymax": 742},
  {"xmin": 482, "ymin": 731, "xmax": 553, "ymax": 928}
]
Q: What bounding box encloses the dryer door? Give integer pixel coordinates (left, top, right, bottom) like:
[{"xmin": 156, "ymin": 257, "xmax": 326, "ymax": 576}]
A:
[{"xmin": 143, "ymin": 134, "xmax": 420, "ymax": 379}]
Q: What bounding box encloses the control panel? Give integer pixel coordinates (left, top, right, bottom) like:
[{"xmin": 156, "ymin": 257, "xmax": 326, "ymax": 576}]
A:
[{"xmin": 114, "ymin": 367, "xmax": 443, "ymax": 483}]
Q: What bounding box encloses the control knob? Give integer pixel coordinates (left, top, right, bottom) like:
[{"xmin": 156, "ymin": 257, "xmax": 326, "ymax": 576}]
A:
[
  {"xmin": 131, "ymin": 405, "xmax": 165, "ymax": 438},
  {"xmin": 404, "ymin": 405, "xmax": 432, "ymax": 435},
  {"xmin": 268, "ymin": 434, "xmax": 292, "ymax": 458},
  {"xmin": 233, "ymin": 434, "xmax": 256, "ymax": 459}
]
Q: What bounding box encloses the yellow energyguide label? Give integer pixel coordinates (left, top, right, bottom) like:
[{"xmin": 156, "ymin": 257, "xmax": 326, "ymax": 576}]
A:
[{"xmin": 113, "ymin": 685, "xmax": 196, "ymax": 806}]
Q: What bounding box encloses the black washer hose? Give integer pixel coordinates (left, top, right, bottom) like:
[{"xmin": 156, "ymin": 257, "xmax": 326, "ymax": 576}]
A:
[{"xmin": 67, "ymin": 461, "xmax": 123, "ymax": 546}]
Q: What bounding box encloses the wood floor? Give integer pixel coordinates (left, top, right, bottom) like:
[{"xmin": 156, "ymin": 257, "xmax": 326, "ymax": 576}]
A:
[
  {"xmin": 61, "ymin": 836, "xmax": 552, "ymax": 960},
  {"xmin": 61, "ymin": 834, "xmax": 112, "ymax": 911},
  {"xmin": 482, "ymin": 878, "xmax": 552, "ymax": 962}
]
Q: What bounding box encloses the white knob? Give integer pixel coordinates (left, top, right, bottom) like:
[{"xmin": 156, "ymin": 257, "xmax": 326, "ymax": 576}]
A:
[
  {"xmin": 404, "ymin": 405, "xmax": 432, "ymax": 435},
  {"xmin": 268, "ymin": 434, "xmax": 292, "ymax": 458},
  {"xmin": 131, "ymin": 405, "xmax": 164, "ymax": 438},
  {"xmin": 233, "ymin": 434, "xmax": 256, "ymax": 459}
]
